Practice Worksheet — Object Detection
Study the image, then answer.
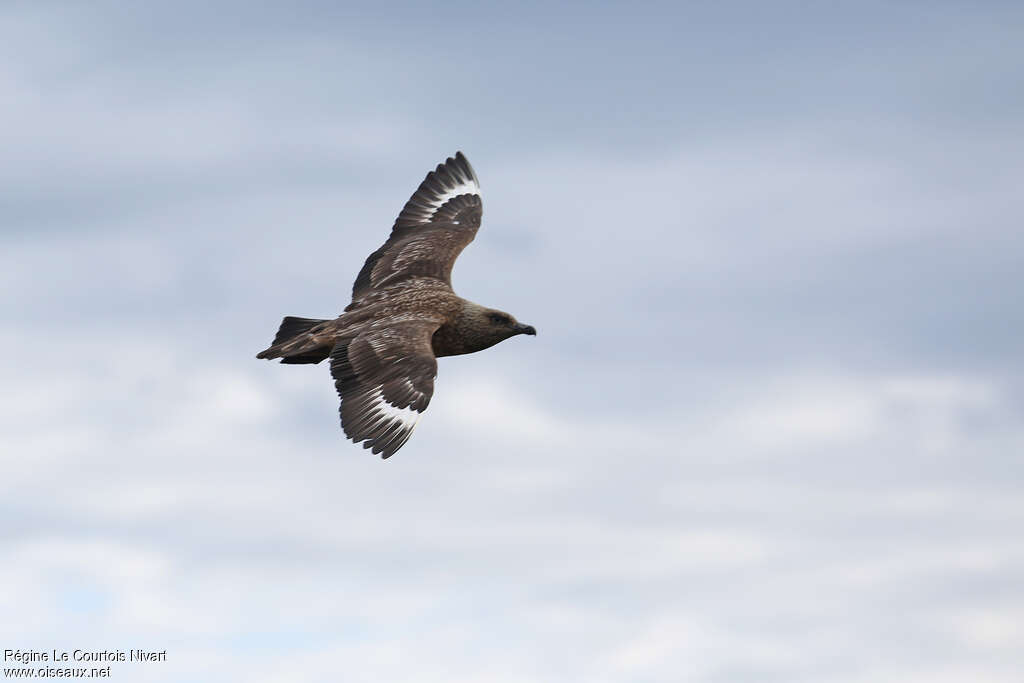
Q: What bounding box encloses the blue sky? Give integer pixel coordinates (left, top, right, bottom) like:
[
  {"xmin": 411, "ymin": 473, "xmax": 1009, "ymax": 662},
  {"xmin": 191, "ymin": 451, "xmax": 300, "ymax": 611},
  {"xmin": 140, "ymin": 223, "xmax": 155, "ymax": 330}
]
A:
[{"xmin": 2, "ymin": 2, "xmax": 1023, "ymax": 681}]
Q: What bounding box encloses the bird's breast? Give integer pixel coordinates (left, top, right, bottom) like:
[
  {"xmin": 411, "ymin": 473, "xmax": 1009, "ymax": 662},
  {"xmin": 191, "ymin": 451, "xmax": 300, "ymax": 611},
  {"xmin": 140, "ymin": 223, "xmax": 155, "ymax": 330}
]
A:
[{"xmin": 431, "ymin": 322, "xmax": 468, "ymax": 357}]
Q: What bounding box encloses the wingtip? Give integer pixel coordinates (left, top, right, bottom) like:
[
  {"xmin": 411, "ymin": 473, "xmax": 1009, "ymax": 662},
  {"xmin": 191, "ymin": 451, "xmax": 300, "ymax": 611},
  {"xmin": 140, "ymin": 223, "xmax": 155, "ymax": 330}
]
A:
[{"xmin": 451, "ymin": 150, "xmax": 479, "ymax": 186}]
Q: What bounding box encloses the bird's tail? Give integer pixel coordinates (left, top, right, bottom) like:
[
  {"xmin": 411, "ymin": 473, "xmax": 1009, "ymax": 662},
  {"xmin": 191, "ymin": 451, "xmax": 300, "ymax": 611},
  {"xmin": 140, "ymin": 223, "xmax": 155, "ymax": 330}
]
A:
[{"xmin": 256, "ymin": 316, "xmax": 332, "ymax": 364}]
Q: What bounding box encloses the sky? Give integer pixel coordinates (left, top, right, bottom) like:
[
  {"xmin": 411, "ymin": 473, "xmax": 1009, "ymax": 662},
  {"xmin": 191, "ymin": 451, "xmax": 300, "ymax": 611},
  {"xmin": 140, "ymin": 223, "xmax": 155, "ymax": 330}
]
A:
[{"xmin": 2, "ymin": 1, "xmax": 1023, "ymax": 681}]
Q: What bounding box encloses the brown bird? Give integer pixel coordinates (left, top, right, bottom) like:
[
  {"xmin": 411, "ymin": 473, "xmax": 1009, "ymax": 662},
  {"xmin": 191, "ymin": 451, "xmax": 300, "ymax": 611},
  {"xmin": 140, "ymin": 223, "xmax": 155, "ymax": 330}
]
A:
[{"xmin": 257, "ymin": 152, "xmax": 536, "ymax": 458}]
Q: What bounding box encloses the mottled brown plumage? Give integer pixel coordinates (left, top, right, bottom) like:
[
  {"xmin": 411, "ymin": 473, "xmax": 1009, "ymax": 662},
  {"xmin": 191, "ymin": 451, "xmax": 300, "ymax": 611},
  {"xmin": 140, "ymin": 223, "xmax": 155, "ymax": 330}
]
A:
[{"xmin": 256, "ymin": 152, "xmax": 535, "ymax": 458}]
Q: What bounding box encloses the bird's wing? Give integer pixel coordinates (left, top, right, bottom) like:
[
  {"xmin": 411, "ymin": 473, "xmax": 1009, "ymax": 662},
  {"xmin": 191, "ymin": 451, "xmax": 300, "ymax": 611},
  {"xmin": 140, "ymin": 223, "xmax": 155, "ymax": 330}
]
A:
[
  {"xmin": 330, "ymin": 316, "xmax": 443, "ymax": 458},
  {"xmin": 351, "ymin": 151, "xmax": 482, "ymax": 300}
]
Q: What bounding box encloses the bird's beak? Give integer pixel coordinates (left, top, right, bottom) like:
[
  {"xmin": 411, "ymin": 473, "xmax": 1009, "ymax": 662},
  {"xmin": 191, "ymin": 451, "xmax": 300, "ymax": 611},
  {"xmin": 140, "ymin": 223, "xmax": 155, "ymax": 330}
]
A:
[{"xmin": 515, "ymin": 323, "xmax": 537, "ymax": 336}]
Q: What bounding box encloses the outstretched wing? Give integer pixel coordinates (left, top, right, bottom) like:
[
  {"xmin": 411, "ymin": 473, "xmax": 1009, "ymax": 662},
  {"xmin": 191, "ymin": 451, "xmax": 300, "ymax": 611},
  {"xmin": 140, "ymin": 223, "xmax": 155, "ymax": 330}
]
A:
[
  {"xmin": 351, "ymin": 151, "xmax": 482, "ymax": 300},
  {"xmin": 329, "ymin": 316, "xmax": 442, "ymax": 458}
]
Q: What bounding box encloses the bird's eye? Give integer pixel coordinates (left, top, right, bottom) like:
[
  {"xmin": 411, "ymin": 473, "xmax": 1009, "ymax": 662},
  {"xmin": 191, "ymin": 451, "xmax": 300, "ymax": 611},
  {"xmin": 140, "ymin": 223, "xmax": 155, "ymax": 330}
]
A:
[{"xmin": 490, "ymin": 313, "xmax": 509, "ymax": 325}]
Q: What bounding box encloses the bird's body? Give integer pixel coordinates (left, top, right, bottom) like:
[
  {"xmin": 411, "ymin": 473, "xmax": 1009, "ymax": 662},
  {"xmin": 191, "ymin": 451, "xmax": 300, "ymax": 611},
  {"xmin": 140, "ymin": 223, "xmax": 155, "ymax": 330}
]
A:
[{"xmin": 257, "ymin": 152, "xmax": 535, "ymax": 458}]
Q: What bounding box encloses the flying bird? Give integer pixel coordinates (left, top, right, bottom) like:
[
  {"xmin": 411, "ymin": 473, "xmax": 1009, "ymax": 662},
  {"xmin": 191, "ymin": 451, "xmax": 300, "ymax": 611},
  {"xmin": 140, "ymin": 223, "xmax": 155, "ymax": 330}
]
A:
[{"xmin": 257, "ymin": 152, "xmax": 536, "ymax": 458}]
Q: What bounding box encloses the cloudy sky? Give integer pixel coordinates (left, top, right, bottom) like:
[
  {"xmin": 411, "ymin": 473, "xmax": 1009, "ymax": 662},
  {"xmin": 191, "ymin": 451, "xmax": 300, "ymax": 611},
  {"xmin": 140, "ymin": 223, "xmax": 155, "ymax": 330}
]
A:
[{"xmin": 3, "ymin": 1, "xmax": 1023, "ymax": 681}]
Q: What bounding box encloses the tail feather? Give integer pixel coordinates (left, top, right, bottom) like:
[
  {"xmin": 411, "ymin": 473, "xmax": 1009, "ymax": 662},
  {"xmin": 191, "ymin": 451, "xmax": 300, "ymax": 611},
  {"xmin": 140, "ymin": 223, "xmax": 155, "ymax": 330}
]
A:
[
  {"xmin": 257, "ymin": 316, "xmax": 331, "ymax": 363},
  {"xmin": 272, "ymin": 316, "xmax": 327, "ymax": 346},
  {"xmin": 280, "ymin": 348, "xmax": 332, "ymax": 364}
]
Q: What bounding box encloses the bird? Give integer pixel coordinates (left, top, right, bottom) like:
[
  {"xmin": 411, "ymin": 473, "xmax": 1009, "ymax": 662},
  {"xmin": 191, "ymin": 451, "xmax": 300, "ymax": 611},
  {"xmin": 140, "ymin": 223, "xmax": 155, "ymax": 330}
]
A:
[{"xmin": 256, "ymin": 152, "xmax": 536, "ymax": 458}]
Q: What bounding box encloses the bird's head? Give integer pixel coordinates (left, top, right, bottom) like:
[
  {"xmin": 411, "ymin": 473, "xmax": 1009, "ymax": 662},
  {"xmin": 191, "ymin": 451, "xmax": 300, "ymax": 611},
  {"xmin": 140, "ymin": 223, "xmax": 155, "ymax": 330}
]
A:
[
  {"xmin": 484, "ymin": 308, "xmax": 537, "ymax": 340},
  {"xmin": 454, "ymin": 303, "xmax": 536, "ymax": 354}
]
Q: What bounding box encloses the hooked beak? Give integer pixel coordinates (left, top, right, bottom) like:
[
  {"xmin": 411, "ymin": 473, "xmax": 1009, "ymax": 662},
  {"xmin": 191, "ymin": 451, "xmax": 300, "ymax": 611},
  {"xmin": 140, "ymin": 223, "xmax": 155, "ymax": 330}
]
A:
[{"xmin": 515, "ymin": 323, "xmax": 537, "ymax": 336}]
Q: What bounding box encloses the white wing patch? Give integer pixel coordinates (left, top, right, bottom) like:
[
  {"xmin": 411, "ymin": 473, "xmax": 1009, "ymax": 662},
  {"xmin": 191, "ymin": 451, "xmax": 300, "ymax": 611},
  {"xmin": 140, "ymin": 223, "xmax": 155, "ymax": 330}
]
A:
[
  {"xmin": 368, "ymin": 386, "xmax": 422, "ymax": 425},
  {"xmin": 420, "ymin": 179, "xmax": 480, "ymax": 221},
  {"xmin": 392, "ymin": 152, "xmax": 482, "ymax": 232},
  {"xmin": 356, "ymin": 385, "xmax": 423, "ymax": 455}
]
